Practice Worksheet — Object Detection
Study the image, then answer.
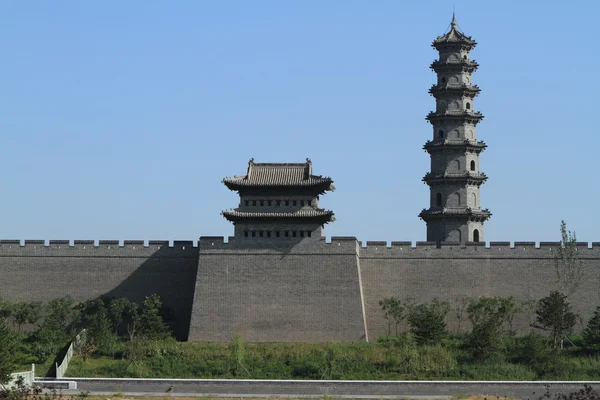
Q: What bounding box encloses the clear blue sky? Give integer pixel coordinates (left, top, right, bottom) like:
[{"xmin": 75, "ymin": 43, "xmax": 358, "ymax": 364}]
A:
[{"xmin": 1, "ymin": 1, "xmax": 598, "ymax": 244}]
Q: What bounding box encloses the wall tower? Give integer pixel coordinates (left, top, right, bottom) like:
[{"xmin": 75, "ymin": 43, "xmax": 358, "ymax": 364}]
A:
[
  {"xmin": 221, "ymin": 158, "xmax": 335, "ymax": 244},
  {"xmin": 419, "ymin": 14, "xmax": 491, "ymax": 243}
]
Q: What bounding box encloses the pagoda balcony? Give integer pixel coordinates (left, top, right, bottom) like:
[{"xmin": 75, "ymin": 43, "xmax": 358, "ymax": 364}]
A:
[
  {"xmin": 426, "ymin": 110, "xmax": 484, "ymax": 125},
  {"xmin": 221, "ymin": 208, "xmax": 335, "ymax": 223},
  {"xmin": 423, "ymin": 139, "xmax": 487, "ymax": 153},
  {"xmin": 419, "ymin": 207, "xmax": 492, "ymax": 222},
  {"xmin": 422, "ymin": 171, "xmax": 488, "ymax": 186},
  {"xmin": 429, "ymin": 83, "xmax": 480, "ymax": 97},
  {"xmin": 430, "ymin": 59, "xmax": 478, "ymax": 73}
]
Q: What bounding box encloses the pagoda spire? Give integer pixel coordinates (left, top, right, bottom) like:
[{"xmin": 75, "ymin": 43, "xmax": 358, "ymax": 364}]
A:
[{"xmin": 419, "ymin": 18, "xmax": 491, "ymax": 243}]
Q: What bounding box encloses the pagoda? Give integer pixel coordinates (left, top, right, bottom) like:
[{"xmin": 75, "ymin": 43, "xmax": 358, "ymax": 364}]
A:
[
  {"xmin": 221, "ymin": 158, "xmax": 335, "ymax": 243},
  {"xmin": 419, "ymin": 14, "xmax": 491, "ymax": 243}
]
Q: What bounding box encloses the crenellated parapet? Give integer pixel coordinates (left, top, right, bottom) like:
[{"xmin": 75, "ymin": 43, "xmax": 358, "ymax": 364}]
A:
[
  {"xmin": 0, "ymin": 239, "xmax": 199, "ymax": 258},
  {"xmin": 357, "ymin": 240, "xmax": 600, "ymax": 259}
]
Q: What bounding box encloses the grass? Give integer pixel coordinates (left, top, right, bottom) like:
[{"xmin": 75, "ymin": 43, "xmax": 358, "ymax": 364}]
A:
[{"xmin": 63, "ymin": 334, "xmax": 600, "ymax": 381}]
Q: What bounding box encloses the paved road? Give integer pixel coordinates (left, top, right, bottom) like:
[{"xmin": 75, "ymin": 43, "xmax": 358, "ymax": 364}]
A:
[{"xmin": 41, "ymin": 379, "xmax": 600, "ymax": 399}]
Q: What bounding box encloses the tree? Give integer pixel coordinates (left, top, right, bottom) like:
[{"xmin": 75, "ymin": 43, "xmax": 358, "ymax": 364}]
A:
[
  {"xmin": 78, "ymin": 299, "xmax": 116, "ymax": 357},
  {"xmin": 407, "ymin": 299, "xmax": 449, "ymax": 345},
  {"xmin": 0, "ymin": 321, "xmax": 19, "ymax": 388},
  {"xmin": 41, "ymin": 296, "xmax": 78, "ymax": 337},
  {"xmin": 555, "ymin": 220, "xmax": 583, "ymax": 298},
  {"xmin": 532, "ymin": 291, "xmax": 578, "ymax": 349},
  {"xmin": 0, "ymin": 298, "xmax": 13, "ymax": 324},
  {"xmin": 379, "ymin": 297, "xmax": 406, "ymax": 336},
  {"xmin": 466, "ymin": 296, "xmax": 517, "ymax": 362},
  {"xmin": 11, "ymin": 302, "xmax": 42, "ymax": 332},
  {"xmin": 583, "ymin": 306, "xmax": 600, "ymax": 349},
  {"xmin": 136, "ymin": 295, "xmax": 170, "ymax": 340}
]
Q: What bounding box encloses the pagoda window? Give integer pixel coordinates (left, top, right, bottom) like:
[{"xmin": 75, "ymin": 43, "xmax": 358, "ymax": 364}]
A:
[
  {"xmin": 276, "ymin": 200, "xmax": 281, "ymax": 206},
  {"xmin": 260, "ymin": 200, "xmax": 264, "ymax": 206},
  {"xmin": 436, "ymin": 193, "xmax": 443, "ymax": 207},
  {"xmin": 267, "ymin": 200, "xmax": 272, "ymax": 206},
  {"xmin": 441, "ymin": 77, "xmax": 446, "ymax": 83},
  {"xmin": 244, "ymin": 200, "xmax": 249, "ymax": 206},
  {"xmin": 285, "ymin": 200, "xmax": 289, "ymax": 206},
  {"xmin": 244, "ymin": 231, "xmax": 249, "ymax": 237},
  {"xmin": 466, "ymin": 102, "xmax": 471, "ymax": 110},
  {"xmin": 473, "ymin": 229, "xmax": 480, "ymax": 243},
  {"xmin": 292, "ymin": 200, "xmax": 297, "ymax": 206},
  {"xmin": 275, "ymin": 231, "xmax": 280, "ymax": 238},
  {"xmin": 300, "ymin": 200, "xmax": 304, "ymax": 206},
  {"xmin": 252, "ymin": 200, "xmax": 256, "ymax": 206},
  {"xmin": 259, "ymin": 231, "xmax": 264, "ymax": 237},
  {"xmin": 438, "ymin": 130, "xmax": 444, "ymax": 139},
  {"xmin": 267, "ymin": 231, "xmax": 271, "ymax": 238},
  {"xmin": 251, "ymin": 231, "xmax": 256, "ymax": 237},
  {"xmin": 470, "ymin": 160, "xmax": 476, "ymax": 171},
  {"xmin": 292, "ymin": 231, "xmax": 297, "ymax": 237},
  {"xmin": 307, "ymin": 231, "xmax": 312, "ymax": 237},
  {"xmin": 285, "ymin": 231, "xmax": 289, "ymax": 237},
  {"xmin": 463, "ymin": 55, "xmax": 467, "ymax": 60}
]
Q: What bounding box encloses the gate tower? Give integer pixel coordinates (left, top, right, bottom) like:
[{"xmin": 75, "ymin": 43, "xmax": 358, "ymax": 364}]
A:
[{"xmin": 419, "ymin": 14, "xmax": 491, "ymax": 243}]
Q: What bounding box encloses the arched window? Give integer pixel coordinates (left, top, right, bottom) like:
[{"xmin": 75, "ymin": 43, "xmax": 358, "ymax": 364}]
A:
[
  {"xmin": 438, "ymin": 130, "xmax": 444, "ymax": 139},
  {"xmin": 435, "ymin": 193, "xmax": 442, "ymax": 207},
  {"xmin": 463, "ymin": 55, "xmax": 467, "ymax": 60},
  {"xmin": 473, "ymin": 229, "xmax": 480, "ymax": 243},
  {"xmin": 470, "ymin": 160, "xmax": 476, "ymax": 171},
  {"xmin": 466, "ymin": 102, "xmax": 471, "ymax": 110}
]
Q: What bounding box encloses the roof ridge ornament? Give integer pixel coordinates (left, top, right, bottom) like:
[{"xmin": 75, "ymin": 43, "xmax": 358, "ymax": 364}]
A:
[{"xmin": 451, "ymin": 12, "xmax": 457, "ymax": 30}]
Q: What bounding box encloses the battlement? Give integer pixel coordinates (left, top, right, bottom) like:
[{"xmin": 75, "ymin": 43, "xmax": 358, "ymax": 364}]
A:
[
  {"xmin": 0, "ymin": 239, "xmax": 199, "ymax": 257},
  {"xmin": 357, "ymin": 241, "xmax": 600, "ymax": 259},
  {"xmin": 198, "ymin": 235, "xmax": 360, "ymax": 254}
]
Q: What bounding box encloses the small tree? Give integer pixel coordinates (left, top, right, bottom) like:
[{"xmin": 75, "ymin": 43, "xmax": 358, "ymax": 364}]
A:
[
  {"xmin": 379, "ymin": 297, "xmax": 406, "ymax": 336},
  {"xmin": 466, "ymin": 296, "xmax": 517, "ymax": 362},
  {"xmin": 0, "ymin": 298, "xmax": 13, "ymax": 324},
  {"xmin": 0, "ymin": 321, "xmax": 18, "ymax": 388},
  {"xmin": 11, "ymin": 302, "xmax": 42, "ymax": 332},
  {"xmin": 555, "ymin": 220, "xmax": 583, "ymax": 298},
  {"xmin": 407, "ymin": 299, "xmax": 449, "ymax": 345},
  {"xmin": 532, "ymin": 291, "xmax": 577, "ymax": 349},
  {"xmin": 583, "ymin": 306, "xmax": 600, "ymax": 349},
  {"xmin": 137, "ymin": 294, "xmax": 170, "ymax": 340}
]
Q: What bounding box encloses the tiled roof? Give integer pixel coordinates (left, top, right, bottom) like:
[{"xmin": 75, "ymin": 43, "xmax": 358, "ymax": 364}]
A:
[
  {"xmin": 223, "ymin": 158, "xmax": 334, "ymax": 190},
  {"xmin": 433, "ymin": 14, "xmax": 476, "ymax": 47},
  {"xmin": 221, "ymin": 208, "xmax": 335, "ymax": 221}
]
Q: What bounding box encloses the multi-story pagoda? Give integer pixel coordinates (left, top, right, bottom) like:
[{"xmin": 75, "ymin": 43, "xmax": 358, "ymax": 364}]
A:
[
  {"xmin": 221, "ymin": 158, "xmax": 335, "ymax": 243},
  {"xmin": 419, "ymin": 14, "xmax": 491, "ymax": 243}
]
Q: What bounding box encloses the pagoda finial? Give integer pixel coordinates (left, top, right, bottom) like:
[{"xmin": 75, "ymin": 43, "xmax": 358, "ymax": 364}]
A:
[{"xmin": 451, "ymin": 12, "xmax": 457, "ymax": 29}]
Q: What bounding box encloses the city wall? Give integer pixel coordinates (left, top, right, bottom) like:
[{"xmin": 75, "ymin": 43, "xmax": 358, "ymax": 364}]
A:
[
  {"xmin": 359, "ymin": 240, "xmax": 600, "ymax": 339},
  {"xmin": 188, "ymin": 236, "xmax": 367, "ymax": 342},
  {"xmin": 1, "ymin": 238, "xmax": 600, "ymax": 342},
  {"xmin": 0, "ymin": 240, "xmax": 199, "ymax": 340}
]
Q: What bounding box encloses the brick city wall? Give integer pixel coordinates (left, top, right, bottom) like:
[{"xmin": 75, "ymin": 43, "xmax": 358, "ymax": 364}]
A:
[
  {"xmin": 188, "ymin": 236, "xmax": 367, "ymax": 342},
  {"xmin": 1, "ymin": 238, "xmax": 599, "ymax": 342},
  {"xmin": 359, "ymin": 240, "xmax": 600, "ymax": 339},
  {"xmin": 0, "ymin": 240, "xmax": 199, "ymax": 340}
]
